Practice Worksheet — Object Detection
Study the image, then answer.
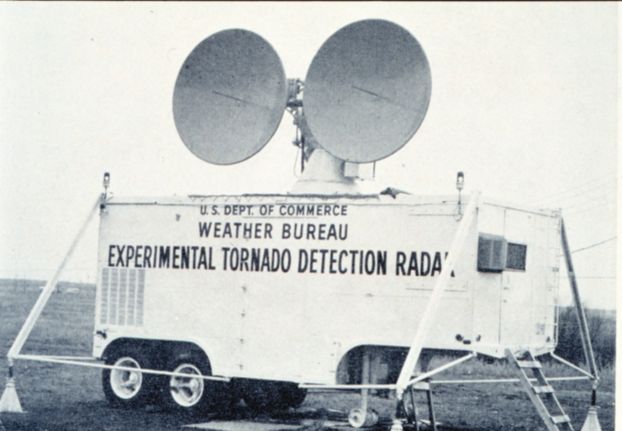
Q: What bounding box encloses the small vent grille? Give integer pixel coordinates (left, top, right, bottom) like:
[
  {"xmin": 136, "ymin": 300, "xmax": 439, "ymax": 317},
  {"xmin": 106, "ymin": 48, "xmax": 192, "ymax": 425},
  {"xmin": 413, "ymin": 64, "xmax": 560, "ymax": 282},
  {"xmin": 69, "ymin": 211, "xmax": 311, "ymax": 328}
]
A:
[
  {"xmin": 100, "ymin": 267, "xmax": 145, "ymax": 326},
  {"xmin": 477, "ymin": 234, "xmax": 507, "ymax": 272}
]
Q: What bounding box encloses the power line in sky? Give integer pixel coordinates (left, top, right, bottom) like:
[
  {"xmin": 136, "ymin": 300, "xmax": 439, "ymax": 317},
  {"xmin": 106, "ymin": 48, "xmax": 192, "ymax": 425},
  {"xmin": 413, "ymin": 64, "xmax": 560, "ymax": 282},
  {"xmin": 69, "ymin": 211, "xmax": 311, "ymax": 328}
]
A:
[
  {"xmin": 571, "ymin": 236, "xmax": 617, "ymax": 254},
  {"xmin": 526, "ymin": 173, "xmax": 617, "ymax": 206},
  {"xmin": 560, "ymin": 192, "xmax": 613, "ymax": 212},
  {"xmin": 564, "ymin": 200, "xmax": 616, "ymax": 217}
]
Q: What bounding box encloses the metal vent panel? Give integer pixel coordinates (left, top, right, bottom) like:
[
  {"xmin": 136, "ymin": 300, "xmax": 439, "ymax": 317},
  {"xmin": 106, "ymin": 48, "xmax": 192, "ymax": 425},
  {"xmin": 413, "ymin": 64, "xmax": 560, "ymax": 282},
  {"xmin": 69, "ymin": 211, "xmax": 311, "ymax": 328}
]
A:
[
  {"xmin": 477, "ymin": 233, "xmax": 507, "ymax": 272},
  {"xmin": 99, "ymin": 267, "xmax": 145, "ymax": 326},
  {"xmin": 100, "ymin": 268, "xmax": 110, "ymax": 324},
  {"xmin": 127, "ymin": 270, "xmax": 136, "ymax": 325},
  {"xmin": 118, "ymin": 268, "xmax": 127, "ymax": 325},
  {"xmin": 136, "ymin": 269, "xmax": 145, "ymax": 326}
]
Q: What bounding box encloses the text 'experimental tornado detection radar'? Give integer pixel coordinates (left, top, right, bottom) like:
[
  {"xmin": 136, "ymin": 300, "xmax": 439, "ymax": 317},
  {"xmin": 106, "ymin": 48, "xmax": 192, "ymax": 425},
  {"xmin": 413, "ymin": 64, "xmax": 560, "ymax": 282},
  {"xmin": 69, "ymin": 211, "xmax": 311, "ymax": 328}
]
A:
[
  {"xmin": 173, "ymin": 29, "xmax": 288, "ymax": 165},
  {"xmin": 172, "ymin": 20, "xmax": 431, "ymax": 167},
  {"xmin": 304, "ymin": 20, "xmax": 432, "ymax": 163}
]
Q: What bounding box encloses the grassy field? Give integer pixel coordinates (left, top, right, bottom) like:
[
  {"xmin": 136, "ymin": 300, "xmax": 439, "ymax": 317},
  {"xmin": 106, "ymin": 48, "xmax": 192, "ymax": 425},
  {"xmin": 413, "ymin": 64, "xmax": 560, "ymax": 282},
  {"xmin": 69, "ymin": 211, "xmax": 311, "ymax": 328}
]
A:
[{"xmin": 0, "ymin": 280, "xmax": 615, "ymax": 430}]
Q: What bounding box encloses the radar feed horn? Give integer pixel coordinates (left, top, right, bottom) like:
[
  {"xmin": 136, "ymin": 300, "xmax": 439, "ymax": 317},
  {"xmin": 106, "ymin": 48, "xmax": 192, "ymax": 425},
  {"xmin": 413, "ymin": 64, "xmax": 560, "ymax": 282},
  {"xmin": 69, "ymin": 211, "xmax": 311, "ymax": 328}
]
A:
[
  {"xmin": 303, "ymin": 20, "xmax": 432, "ymax": 163},
  {"xmin": 173, "ymin": 29, "xmax": 287, "ymax": 165}
]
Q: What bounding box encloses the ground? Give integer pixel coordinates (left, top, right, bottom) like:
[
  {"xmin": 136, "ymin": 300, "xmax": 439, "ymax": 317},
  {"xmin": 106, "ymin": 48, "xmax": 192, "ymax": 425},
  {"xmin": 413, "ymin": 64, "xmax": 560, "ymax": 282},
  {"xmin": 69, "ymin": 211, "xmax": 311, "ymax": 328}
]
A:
[{"xmin": 0, "ymin": 281, "xmax": 614, "ymax": 430}]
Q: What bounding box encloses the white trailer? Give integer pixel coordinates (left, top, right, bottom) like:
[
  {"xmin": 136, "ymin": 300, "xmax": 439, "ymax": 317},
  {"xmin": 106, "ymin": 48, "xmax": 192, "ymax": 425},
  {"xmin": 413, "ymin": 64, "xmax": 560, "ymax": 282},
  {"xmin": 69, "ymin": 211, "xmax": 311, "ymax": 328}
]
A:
[
  {"xmin": 1, "ymin": 19, "xmax": 599, "ymax": 431},
  {"xmin": 92, "ymin": 191, "xmax": 561, "ymax": 409}
]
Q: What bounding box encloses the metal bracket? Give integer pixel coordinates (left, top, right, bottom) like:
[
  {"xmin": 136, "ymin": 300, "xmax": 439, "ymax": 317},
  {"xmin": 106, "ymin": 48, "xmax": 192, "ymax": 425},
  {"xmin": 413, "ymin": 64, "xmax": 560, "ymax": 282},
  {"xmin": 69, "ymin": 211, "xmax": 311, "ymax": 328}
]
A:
[{"xmin": 395, "ymin": 191, "xmax": 481, "ymax": 395}]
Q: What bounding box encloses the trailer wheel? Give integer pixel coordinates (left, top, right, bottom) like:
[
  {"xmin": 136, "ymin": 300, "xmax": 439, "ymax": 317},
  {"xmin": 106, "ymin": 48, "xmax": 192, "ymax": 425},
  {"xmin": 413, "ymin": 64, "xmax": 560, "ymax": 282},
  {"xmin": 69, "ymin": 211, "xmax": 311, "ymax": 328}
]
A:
[
  {"xmin": 242, "ymin": 381, "xmax": 304, "ymax": 412},
  {"xmin": 165, "ymin": 352, "xmax": 231, "ymax": 415},
  {"xmin": 102, "ymin": 348, "xmax": 156, "ymax": 407},
  {"xmin": 277, "ymin": 383, "xmax": 307, "ymax": 409},
  {"xmin": 242, "ymin": 381, "xmax": 281, "ymax": 412}
]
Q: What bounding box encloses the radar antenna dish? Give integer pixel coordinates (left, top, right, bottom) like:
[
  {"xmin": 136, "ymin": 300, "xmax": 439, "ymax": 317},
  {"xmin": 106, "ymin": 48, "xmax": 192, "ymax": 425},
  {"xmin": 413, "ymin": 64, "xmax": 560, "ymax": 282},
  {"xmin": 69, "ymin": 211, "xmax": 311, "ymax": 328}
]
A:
[
  {"xmin": 173, "ymin": 29, "xmax": 287, "ymax": 165},
  {"xmin": 303, "ymin": 19, "xmax": 432, "ymax": 163}
]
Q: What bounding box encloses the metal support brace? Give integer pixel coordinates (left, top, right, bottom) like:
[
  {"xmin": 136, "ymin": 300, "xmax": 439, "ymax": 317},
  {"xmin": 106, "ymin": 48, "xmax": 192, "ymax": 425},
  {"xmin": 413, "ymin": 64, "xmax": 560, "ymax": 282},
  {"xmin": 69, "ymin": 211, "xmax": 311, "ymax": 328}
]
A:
[
  {"xmin": 361, "ymin": 347, "xmax": 370, "ymax": 412},
  {"xmin": 560, "ymin": 220, "xmax": 603, "ymax": 431},
  {"xmin": 407, "ymin": 385, "xmax": 419, "ymax": 430},
  {"xmin": 395, "ymin": 191, "xmax": 481, "ymax": 396},
  {"xmin": 560, "ymin": 219, "xmax": 599, "ymax": 383},
  {"xmin": 425, "ymin": 387, "xmax": 437, "ymax": 431},
  {"xmin": 0, "ymin": 195, "xmax": 102, "ymax": 413},
  {"xmin": 432, "ymin": 376, "xmax": 590, "ymax": 384},
  {"xmin": 14, "ymin": 354, "xmax": 230, "ymax": 382},
  {"xmin": 550, "ymin": 353, "xmax": 594, "ymax": 379},
  {"xmin": 348, "ymin": 348, "xmax": 378, "ymax": 428},
  {"xmin": 406, "ymin": 352, "xmax": 477, "ymax": 388}
]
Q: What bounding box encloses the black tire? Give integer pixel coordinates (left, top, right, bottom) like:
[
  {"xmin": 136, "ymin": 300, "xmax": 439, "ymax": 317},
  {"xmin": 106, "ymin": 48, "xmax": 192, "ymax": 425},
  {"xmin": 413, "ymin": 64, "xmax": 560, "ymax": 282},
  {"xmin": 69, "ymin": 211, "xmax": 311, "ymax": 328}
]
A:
[
  {"xmin": 277, "ymin": 383, "xmax": 307, "ymax": 409},
  {"xmin": 102, "ymin": 346, "xmax": 159, "ymax": 407},
  {"xmin": 163, "ymin": 351, "xmax": 233, "ymax": 416},
  {"xmin": 242, "ymin": 380, "xmax": 305, "ymax": 413},
  {"xmin": 242, "ymin": 380, "xmax": 283, "ymax": 413}
]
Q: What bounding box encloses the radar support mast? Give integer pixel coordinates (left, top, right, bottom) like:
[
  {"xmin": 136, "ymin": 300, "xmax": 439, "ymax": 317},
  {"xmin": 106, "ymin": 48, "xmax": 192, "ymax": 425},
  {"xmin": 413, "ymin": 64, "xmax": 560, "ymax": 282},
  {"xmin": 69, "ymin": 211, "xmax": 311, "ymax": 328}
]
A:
[{"xmin": 286, "ymin": 85, "xmax": 361, "ymax": 194}]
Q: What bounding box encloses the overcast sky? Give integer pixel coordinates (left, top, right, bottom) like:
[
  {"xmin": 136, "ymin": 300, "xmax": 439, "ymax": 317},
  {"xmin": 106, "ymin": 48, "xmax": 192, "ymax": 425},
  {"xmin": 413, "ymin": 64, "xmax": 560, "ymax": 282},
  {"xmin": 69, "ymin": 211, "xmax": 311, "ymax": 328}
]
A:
[{"xmin": 0, "ymin": 3, "xmax": 618, "ymax": 309}]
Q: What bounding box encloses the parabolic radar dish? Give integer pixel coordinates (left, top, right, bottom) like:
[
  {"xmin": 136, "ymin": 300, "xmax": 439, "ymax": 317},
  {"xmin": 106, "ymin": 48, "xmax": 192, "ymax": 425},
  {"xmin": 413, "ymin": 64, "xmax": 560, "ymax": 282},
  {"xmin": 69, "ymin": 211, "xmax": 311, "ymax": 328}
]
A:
[
  {"xmin": 173, "ymin": 30, "xmax": 288, "ymax": 165},
  {"xmin": 303, "ymin": 20, "xmax": 432, "ymax": 163}
]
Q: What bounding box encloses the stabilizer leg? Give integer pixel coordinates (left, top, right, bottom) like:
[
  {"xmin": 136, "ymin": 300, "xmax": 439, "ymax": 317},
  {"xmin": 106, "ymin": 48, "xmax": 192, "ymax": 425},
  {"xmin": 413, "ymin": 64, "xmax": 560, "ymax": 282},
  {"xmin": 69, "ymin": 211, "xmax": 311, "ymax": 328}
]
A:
[
  {"xmin": 0, "ymin": 364, "xmax": 23, "ymax": 413},
  {"xmin": 1, "ymin": 195, "xmax": 101, "ymax": 414},
  {"xmin": 580, "ymin": 389, "xmax": 601, "ymax": 431},
  {"xmin": 389, "ymin": 391, "xmax": 406, "ymax": 431}
]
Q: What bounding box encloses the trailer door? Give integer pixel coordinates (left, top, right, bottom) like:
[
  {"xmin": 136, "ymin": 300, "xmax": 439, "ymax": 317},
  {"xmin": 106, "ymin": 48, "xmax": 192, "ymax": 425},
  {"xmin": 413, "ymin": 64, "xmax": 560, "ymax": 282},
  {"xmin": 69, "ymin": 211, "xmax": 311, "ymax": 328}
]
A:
[{"xmin": 236, "ymin": 275, "xmax": 305, "ymax": 381}]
